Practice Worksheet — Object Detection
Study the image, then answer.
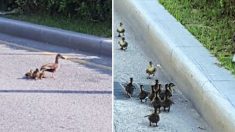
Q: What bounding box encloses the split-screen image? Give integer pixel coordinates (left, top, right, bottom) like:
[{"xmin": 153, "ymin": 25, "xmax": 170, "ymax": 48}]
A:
[{"xmin": 0, "ymin": 0, "xmax": 235, "ymax": 132}]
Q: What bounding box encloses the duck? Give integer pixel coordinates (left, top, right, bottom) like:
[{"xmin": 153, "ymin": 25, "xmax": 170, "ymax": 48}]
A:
[
  {"xmin": 159, "ymin": 84, "xmax": 168, "ymax": 100},
  {"xmin": 40, "ymin": 53, "xmax": 66, "ymax": 78},
  {"xmin": 32, "ymin": 68, "xmax": 40, "ymax": 80},
  {"xmin": 145, "ymin": 109, "xmax": 160, "ymax": 127},
  {"xmin": 117, "ymin": 22, "xmax": 125, "ymax": 37},
  {"xmin": 25, "ymin": 69, "xmax": 33, "ymax": 79},
  {"xmin": 118, "ymin": 37, "xmax": 128, "ymax": 51},
  {"xmin": 151, "ymin": 91, "xmax": 162, "ymax": 113},
  {"xmin": 138, "ymin": 85, "xmax": 149, "ymax": 102},
  {"xmin": 161, "ymin": 96, "xmax": 174, "ymax": 112},
  {"xmin": 124, "ymin": 77, "xmax": 135, "ymax": 97},
  {"xmin": 146, "ymin": 62, "xmax": 161, "ymax": 79}
]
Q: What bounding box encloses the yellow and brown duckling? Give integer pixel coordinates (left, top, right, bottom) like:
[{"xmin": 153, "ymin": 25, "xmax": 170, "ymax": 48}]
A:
[
  {"xmin": 148, "ymin": 85, "xmax": 155, "ymax": 102},
  {"xmin": 145, "ymin": 109, "xmax": 160, "ymax": 127},
  {"xmin": 117, "ymin": 22, "xmax": 125, "ymax": 37},
  {"xmin": 151, "ymin": 91, "xmax": 162, "ymax": 113},
  {"xmin": 165, "ymin": 82, "xmax": 175, "ymax": 98},
  {"xmin": 118, "ymin": 37, "xmax": 128, "ymax": 51},
  {"xmin": 32, "ymin": 68, "xmax": 40, "ymax": 80},
  {"xmin": 146, "ymin": 62, "xmax": 161, "ymax": 79},
  {"xmin": 138, "ymin": 85, "xmax": 149, "ymax": 102},
  {"xmin": 124, "ymin": 77, "xmax": 135, "ymax": 97},
  {"xmin": 25, "ymin": 69, "xmax": 33, "ymax": 79},
  {"xmin": 40, "ymin": 53, "xmax": 66, "ymax": 78},
  {"xmin": 161, "ymin": 96, "xmax": 174, "ymax": 112}
]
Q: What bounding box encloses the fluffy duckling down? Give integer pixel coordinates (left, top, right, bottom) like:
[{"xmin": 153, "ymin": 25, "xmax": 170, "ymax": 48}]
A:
[
  {"xmin": 146, "ymin": 61, "xmax": 161, "ymax": 79},
  {"xmin": 145, "ymin": 109, "xmax": 160, "ymax": 127},
  {"xmin": 118, "ymin": 37, "xmax": 128, "ymax": 50},
  {"xmin": 117, "ymin": 22, "xmax": 125, "ymax": 37}
]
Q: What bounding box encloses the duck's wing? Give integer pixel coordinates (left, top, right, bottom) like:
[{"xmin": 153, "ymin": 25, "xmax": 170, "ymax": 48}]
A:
[{"xmin": 40, "ymin": 63, "xmax": 57, "ymax": 71}]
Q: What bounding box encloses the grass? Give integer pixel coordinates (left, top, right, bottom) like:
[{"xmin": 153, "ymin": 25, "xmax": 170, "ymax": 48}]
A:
[
  {"xmin": 159, "ymin": 0, "xmax": 235, "ymax": 74},
  {"xmin": 4, "ymin": 14, "xmax": 111, "ymax": 38}
]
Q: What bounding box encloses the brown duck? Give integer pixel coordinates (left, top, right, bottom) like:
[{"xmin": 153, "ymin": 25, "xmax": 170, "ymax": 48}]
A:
[{"xmin": 40, "ymin": 54, "xmax": 66, "ymax": 78}]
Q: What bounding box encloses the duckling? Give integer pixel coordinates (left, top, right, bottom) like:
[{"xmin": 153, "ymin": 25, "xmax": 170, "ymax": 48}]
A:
[
  {"xmin": 161, "ymin": 96, "xmax": 174, "ymax": 112},
  {"xmin": 124, "ymin": 77, "xmax": 135, "ymax": 97},
  {"xmin": 151, "ymin": 92, "xmax": 162, "ymax": 113},
  {"xmin": 39, "ymin": 70, "xmax": 45, "ymax": 79},
  {"xmin": 166, "ymin": 82, "xmax": 175, "ymax": 98},
  {"xmin": 146, "ymin": 62, "xmax": 161, "ymax": 79},
  {"xmin": 148, "ymin": 85, "xmax": 155, "ymax": 102},
  {"xmin": 118, "ymin": 37, "xmax": 128, "ymax": 51},
  {"xmin": 32, "ymin": 68, "xmax": 40, "ymax": 80},
  {"xmin": 25, "ymin": 69, "xmax": 33, "ymax": 79},
  {"xmin": 117, "ymin": 22, "xmax": 125, "ymax": 37},
  {"xmin": 40, "ymin": 53, "xmax": 66, "ymax": 78},
  {"xmin": 160, "ymin": 84, "xmax": 168, "ymax": 100},
  {"xmin": 154, "ymin": 79, "xmax": 159, "ymax": 88},
  {"xmin": 138, "ymin": 85, "xmax": 149, "ymax": 102},
  {"xmin": 156, "ymin": 84, "xmax": 162, "ymax": 97},
  {"xmin": 145, "ymin": 109, "xmax": 160, "ymax": 127}
]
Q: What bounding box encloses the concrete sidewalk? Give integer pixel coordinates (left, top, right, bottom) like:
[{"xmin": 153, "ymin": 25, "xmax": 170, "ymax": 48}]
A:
[{"xmin": 115, "ymin": 0, "xmax": 235, "ymax": 131}]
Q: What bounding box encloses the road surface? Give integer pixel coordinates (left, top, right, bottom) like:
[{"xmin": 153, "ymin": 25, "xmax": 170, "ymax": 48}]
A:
[{"xmin": 0, "ymin": 33, "xmax": 112, "ymax": 132}]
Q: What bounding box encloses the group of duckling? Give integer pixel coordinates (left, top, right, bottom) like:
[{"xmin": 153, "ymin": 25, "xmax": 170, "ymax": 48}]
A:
[
  {"xmin": 117, "ymin": 22, "xmax": 176, "ymax": 127},
  {"xmin": 124, "ymin": 78, "xmax": 175, "ymax": 127},
  {"xmin": 25, "ymin": 53, "xmax": 66, "ymax": 80},
  {"xmin": 117, "ymin": 22, "xmax": 128, "ymax": 51}
]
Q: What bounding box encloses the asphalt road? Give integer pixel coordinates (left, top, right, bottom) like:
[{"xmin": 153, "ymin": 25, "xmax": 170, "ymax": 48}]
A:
[
  {"xmin": 0, "ymin": 34, "xmax": 112, "ymax": 132},
  {"xmin": 113, "ymin": 11, "xmax": 212, "ymax": 132}
]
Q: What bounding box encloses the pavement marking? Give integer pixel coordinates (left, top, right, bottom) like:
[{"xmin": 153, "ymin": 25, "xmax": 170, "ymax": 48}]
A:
[
  {"xmin": 0, "ymin": 41, "xmax": 112, "ymax": 71},
  {"xmin": 0, "ymin": 89, "xmax": 112, "ymax": 94}
]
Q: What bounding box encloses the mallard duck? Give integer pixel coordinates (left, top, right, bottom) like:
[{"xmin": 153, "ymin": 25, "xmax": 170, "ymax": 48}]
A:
[
  {"xmin": 25, "ymin": 69, "xmax": 33, "ymax": 79},
  {"xmin": 145, "ymin": 109, "xmax": 160, "ymax": 127},
  {"xmin": 151, "ymin": 92, "xmax": 162, "ymax": 113},
  {"xmin": 161, "ymin": 96, "xmax": 174, "ymax": 112},
  {"xmin": 40, "ymin": 54, "xmax": 66, "ymax": 78},
  {"xmin": 118, "ymin": 37, "xmax": 128, "ymax": 51},
  {"xmin": 146, "ymin": 62, "xmax": 161, "ymax": 79},
  {"xmin": 138, "ymin": 85, "xmax": 149, "ymax": 102},
  {"xmin": 117, "ymin": 22, "xmax": 125, "ymax": 37},
  {"xmin": 124, "ymin": 77, "xmax": 135, "ymax": 97},
  {"xmin": 32, "ymin": 68, "xmax": 40, "ymax": 80}
]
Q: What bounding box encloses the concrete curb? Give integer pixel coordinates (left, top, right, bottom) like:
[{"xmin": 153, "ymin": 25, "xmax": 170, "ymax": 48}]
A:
[
  {"xmin": 0, "ymin": 17, "xmax": 112, "ymax": 57},
  {"xmin": 115, "ymin": 0, "xmax": 235, "ymax": 131}
]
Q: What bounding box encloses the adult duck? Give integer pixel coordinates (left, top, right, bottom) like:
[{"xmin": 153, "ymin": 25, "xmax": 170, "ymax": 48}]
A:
[{"xmin": 40, "ymin": 54, "xmax": 66, "ymax": 78}]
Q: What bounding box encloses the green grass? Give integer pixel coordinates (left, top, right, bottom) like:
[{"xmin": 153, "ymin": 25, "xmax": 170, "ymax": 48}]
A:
[
  {"xmin": 159, "ymin": 0, "xmax": 235, "ymax": 74},
  {"xmin": 5, "ymin": 14, "xmax": 111, "ymax": 38}
]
